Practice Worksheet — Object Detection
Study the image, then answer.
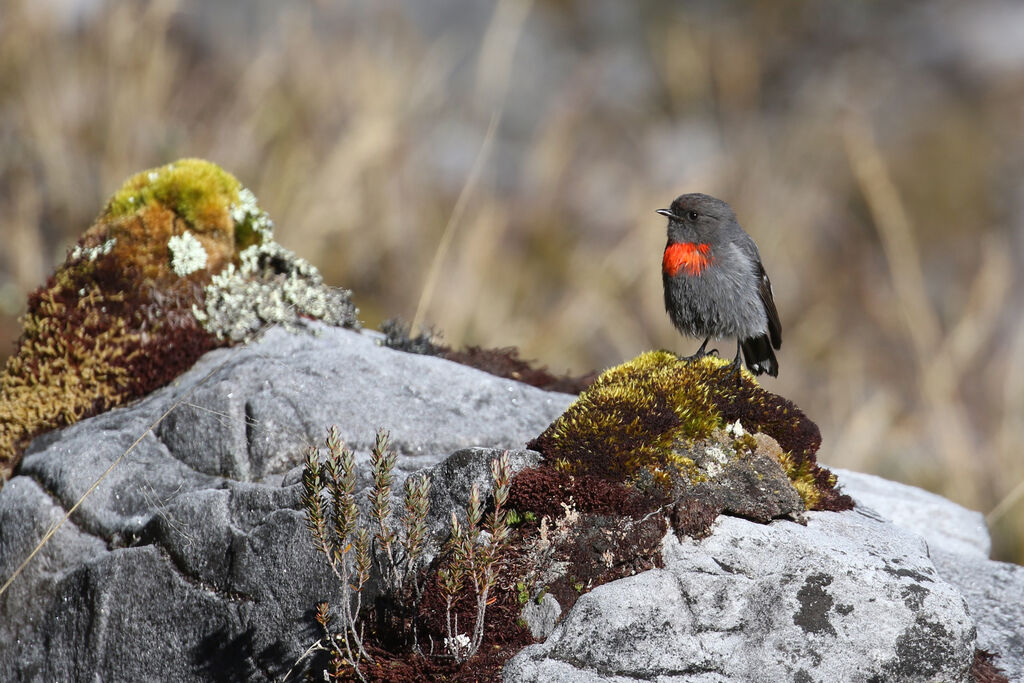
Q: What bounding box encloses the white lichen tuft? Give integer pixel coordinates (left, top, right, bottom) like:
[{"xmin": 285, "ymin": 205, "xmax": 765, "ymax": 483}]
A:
[
  {"xmin": 70, "ymin": 238, "xmax": 116, "ymax": 263},
  {"xmin": 704, "ymin": 444, "xmax": 729, "ymax": 464},
  {"xmin": 194, "ymin": 240, "xmax": 359, "ymax": 342},
  {"xmin": 230, "ymin": 187, "xmax": 274, "ymax": 242},
  {"xmin": 168, "ymin": 231, "xmax": 208, "ymax": 276},
  {"xmin": 725, "ymin": 420, "xmax": 745, "ymax": 438}
]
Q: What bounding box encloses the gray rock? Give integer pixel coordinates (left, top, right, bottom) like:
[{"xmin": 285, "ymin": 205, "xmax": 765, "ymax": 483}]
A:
[
  {"xmin": 3, "ymin": 323, "xmax": 1018, "ymax": 681},
  {"xmin": 930, "ymin": 550, "xmax": 1024, "ymax": 681},
  {"xmin": 521, "ymin": 593, "xmax": 562, "ymax": 641},
  {"xmin": 504, "ymin": 509, "xmax": 976, "ymax": 683},
  {"xmin": 0, "ymin": 324, "xmax": 573, "ymax": 681},
  {"xmin": 420, "ymin": 447, "xmax": 542, "ymax": 555},
  {"xmin": 832, "ymin": 467, "xmax": 990, "ymax": 558},
  {"xmin": 424, "ymin": 447, "xmax": 542, "ymax": 531},
  {"xmin": 668, "ymin": 429, "xmax": 805, "ymax": 526},
  {"xmin": 834, "ymin": 466, "xmax": 1023, "ymax": 678}
]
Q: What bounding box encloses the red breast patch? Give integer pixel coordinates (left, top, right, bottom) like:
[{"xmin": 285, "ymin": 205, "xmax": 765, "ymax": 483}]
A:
[{"xmin": 663, "ymin": 242, "xmax": 713, "ymax": 277}]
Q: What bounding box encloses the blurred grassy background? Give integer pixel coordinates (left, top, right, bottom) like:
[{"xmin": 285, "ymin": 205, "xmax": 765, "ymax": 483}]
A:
[{"xmin": 1, "ymin": 0, "xmax": 1022, "ymax": 563}]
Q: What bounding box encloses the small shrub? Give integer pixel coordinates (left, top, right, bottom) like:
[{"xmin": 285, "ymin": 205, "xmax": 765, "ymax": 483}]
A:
[
  {"xmin": 437, "ymin": 451, "xmax": 512, "ymax": 663},
  {"xmin": 300, "ymin": 426, "xmax": 375, "ymax": 677},
  {"xmin": 294, "ymin": 426, "xmax": 513, "ymax": 680}
]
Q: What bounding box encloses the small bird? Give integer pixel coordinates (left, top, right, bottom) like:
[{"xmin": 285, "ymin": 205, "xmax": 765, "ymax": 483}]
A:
[{"xmin": 657, "ymin": 193, "xmax": 781, "ymax": 377}]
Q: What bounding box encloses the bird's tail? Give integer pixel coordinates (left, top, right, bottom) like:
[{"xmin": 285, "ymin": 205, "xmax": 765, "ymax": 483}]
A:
[{"xmin": 741, "ymin": 334, "xmax": 779, "ymax": 377}]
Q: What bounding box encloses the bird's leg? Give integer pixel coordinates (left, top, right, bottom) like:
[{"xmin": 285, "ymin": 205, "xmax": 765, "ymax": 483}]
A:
[
  {"xmin": 682, "ymin": 337, "xmax": 712, "ymax": 363},
  {"xmin": 729, "ymin": 339, "xmax": 744, "ymax": 380}
]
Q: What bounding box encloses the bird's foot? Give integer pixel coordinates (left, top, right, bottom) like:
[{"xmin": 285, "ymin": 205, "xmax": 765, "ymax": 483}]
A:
[
  {"xmin": 681, "ymin": 348, "xmax": 718, "ymax": 363},
  {"xmin": 681, "ymin": 337, "xmax": 715, "ymax": 363}
]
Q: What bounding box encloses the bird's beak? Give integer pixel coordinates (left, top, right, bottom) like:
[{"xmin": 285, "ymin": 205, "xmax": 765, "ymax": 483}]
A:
[{"xmin": 656, "ymin": 209, "xmax": 679, "ymax": 220}]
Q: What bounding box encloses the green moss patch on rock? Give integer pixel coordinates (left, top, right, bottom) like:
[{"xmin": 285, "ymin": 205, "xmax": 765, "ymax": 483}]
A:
[
  {"xmin": 0, "ymin": 159, "xmax": 358, "ymax": 482},
  {"xmin": 526, "ymin": 350, "xmax": 852, "ymax": 512}
]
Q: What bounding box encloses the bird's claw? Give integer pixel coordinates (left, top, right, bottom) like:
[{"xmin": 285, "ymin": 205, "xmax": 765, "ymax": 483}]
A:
[{"xmin": 682, "ymin": 347, "xmax": 719, "ymax": 363}]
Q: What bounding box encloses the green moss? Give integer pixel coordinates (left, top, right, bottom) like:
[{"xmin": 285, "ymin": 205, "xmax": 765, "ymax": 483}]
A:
[
  {"xmin": 229, "ymin": 187, "xmax": 274, "ymax": 250},
  {"xmin": 528, "ymin": 351, "xmax": 852, "ymax": 511},
  {"xmin": 528, "ymin": 352, "xmax": 729, "ymax": 488},
  {"xmin": 776, "ymin": 450, "xmax": 834, "ymax": 510},
  {"xmin": 104, "ymin": 158, "xmax": 241, "ymax": 233}
]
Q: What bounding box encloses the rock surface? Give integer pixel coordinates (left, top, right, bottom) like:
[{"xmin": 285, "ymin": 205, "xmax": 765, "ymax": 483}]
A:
[
  {"xmin": 930, "ymin": 550, "xmax": 1024, "ymax": 681},
  {"xmin": 0, "ymin": 323, "xmax": 1019, "ymax": 681},
  {"xmin": 672, "ymin": 428, "xmax": 805, "ymax": 525},
  {"xmin": 503, "ymin": 509, "xmax": 976, "ymax": 683},
  {"xmin": 834, "ymin": 467, "xmax": 1023, "ymax": 681},
  {"xmin": 832, "ymin": 468, "xmax": 990, "ymax": 558}
]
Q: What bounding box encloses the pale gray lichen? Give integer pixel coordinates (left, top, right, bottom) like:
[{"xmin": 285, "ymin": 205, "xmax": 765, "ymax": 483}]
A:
[
  {"xmin": 70, "ymin": 237, "xmax": 116, "ymax": 263},
  {"xmin": 230, "ymin": 187, "xmax": 274, "ymax": 245},
  {"xmin": 194, "ymin": 240, "xmax": 360, "ymax": 342},
  {"xmin": 701, "ymin": 443, "xmax": 731, "ymax": 478},
  {"xmin": 167, "ymin": 231, "xmax": 208, "ymax": 276},
  {"xmin": 725, "ymin": 419, "xmax": 746, "ymax": 438}
]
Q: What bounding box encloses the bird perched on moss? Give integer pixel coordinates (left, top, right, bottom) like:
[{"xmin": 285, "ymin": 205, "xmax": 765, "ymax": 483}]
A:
[{"xmin": 658, "ymin": 193, "xmax": 781, "ymax": 377}]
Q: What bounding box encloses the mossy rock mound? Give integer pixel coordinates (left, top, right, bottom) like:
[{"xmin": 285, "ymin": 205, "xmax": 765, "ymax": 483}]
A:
[
  {"xmin": 505, "ymin": 351, "xmax": 852, "ymax": 619},
  {"xmin": 525, "ymin": 350, "xmax": 852, "ymax": 514},
  {"xmin": 0, "ymin": 159, "xmax": 358, "ymax": 482}
]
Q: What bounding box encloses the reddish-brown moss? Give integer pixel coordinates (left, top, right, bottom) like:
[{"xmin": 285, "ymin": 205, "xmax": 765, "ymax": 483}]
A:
[
  {"xmin": 971, "ymin": 649, "xmax": 1009, "ymax": 683},
  {"xmin": 539, "ymin": 511, "xmax": 666, "ymax": 615},
  {"xmin": 508, "ymin": 466, "xmax": 661, "ymax": 520},
  {"xmin": 380, "ymin": 318, "xmax": 597, "ymax": 394},
  {"xmin": 669, "ymin": 498, "xmax": 722, "ymax": 540},
  {"xmin": 330, "ymin": 549, "xmax": 536, "ymax": 681}
]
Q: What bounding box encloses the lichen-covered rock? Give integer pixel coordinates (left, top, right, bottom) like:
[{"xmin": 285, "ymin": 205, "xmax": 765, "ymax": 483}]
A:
[
  {"xmin": 504, "ymin": 510, "xmax": 977, "ymax": 683},
  {"xmin": 835, "ymin": 468, "xmax": 1022, "ymax": 680},
  {"xmin": 669, "ymin": 426, "xmax": 805, "ymax": 527},
  {"xmin": 0, "ymin": 159, "xmax": 358, "ymax": 482}
]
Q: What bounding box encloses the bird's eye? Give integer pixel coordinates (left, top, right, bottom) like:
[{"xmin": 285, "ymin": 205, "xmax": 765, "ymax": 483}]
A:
[{"xmin": 687, "ymin": 210, "xmax": 699, "ymax": 220}]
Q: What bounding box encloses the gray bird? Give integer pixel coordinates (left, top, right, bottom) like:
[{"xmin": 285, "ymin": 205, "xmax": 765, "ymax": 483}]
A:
[{"xmin": 657, "ymin": 193, "xmax": 781, "ymax": 377}]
